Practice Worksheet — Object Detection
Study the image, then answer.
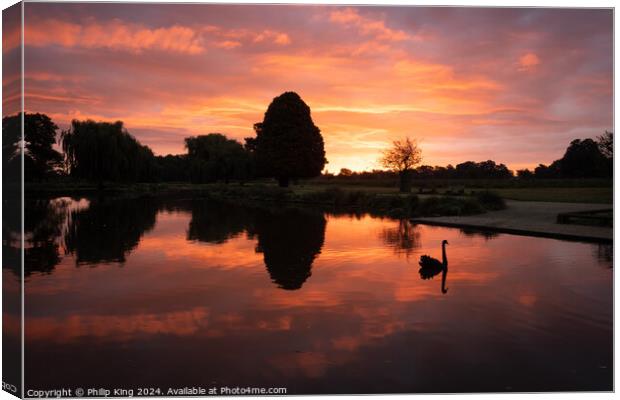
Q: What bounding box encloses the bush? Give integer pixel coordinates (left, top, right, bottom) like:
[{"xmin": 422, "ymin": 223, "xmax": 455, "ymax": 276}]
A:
[
  {"xmin": 475, "ymin": 190, "xmax": 506, "ymax": 210},
  {"xmin": 415, "ymin": 196, "xmax": 484, "ymax": 217}
]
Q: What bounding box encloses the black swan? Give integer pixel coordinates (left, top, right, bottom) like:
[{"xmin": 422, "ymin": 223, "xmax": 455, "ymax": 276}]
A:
[{"xmin": 418, "ymin": 240, "xmax": 449, "ymax": 294}]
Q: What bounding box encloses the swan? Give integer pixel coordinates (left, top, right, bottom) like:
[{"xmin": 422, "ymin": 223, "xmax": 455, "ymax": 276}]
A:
[{"xmin": 418, "ymin": 240, "xmax": 449, "ymax": 293}]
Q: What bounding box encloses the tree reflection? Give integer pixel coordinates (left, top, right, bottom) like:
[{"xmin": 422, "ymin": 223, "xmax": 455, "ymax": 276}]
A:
[
  {"xmin": 594, "ymin": 243, "xmax": 613, "ymax": 267},
  {"xmin": 3, "ymin": 197, "xmax": 23, "ymax": 278},
  {"xmin": 253, "ymin": 207, "xmax": 326, "ymax": 290},
  {"xmin": 187, "ymin": 200, "xmax": 253, "ymax": 244},
  {"xmin": 459, "ymin": 227, "xmax": 499, "ymax": 240},
  {"xmin": 64, "ymin": 197, "xmax": 158, "ymax": 265},
  {"xmin": 3, "ymin": 198, "xmax": 73, "ymax": 278},
  {"xmin": 380, "ymin": 220, "xmax": 420, "ymax": 258}
]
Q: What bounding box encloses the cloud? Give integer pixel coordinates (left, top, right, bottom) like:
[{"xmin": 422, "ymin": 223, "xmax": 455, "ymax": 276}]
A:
[
  {"xmin": 253, "ymin": 30, "xmax": 291, "ymax": 45},
  {"xmin": 22, "ymin": 17, "xmax": 292, "ymax": 55},
  {"xmin": 518, "ymin": 52, "xmax": 540, "ymax": 71},
  {"xmin": 25, "ymin": 18, "xmax": 206, "ymax": 54},
  {"xmin": 329, "ymin": 7, "xmax": 417, "ymax": 42}
]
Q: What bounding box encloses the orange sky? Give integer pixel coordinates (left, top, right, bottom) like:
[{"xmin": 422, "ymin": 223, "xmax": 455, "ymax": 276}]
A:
[{"xmin": 5, "ymin": 4, "xmax": 613, "ymax": 172}]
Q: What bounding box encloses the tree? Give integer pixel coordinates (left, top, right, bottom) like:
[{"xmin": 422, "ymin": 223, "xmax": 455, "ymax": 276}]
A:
[
  {"xmin": 155, "ymin": 154, "xmax": 190, "ymax": 182},
  {"xmin": 597, "ymin": 131, "xmax": 613, "ymax": 159},
  {"xmin": 517, "ymin": 168, "xmax": 534, "ymax": 179},
  {"xmin": 3, "ymin": 112, "xmax": 63, "ymax": 181},
  {"xmin": 534, "ymin": 161, "xmax": 561, "ymax": 178},
  {"xmin": 61, "ymin": 119, "xmax": 157, "ymax": 184},
  {"xmin": 380, "ymin": 137, "xmax": 422, "ymax": 193},
  {"xmin": 559, "ymin": 138, "xmax": 607, "ymax": 178},
  {"xmin": 252, "ymin": 92, "xmax": 327, "ymax": 187},
  {"xmin": 597, "ymin": 131, "xmax": 613, "ymax": 177},
  {"xmin": 185, "ymin": 133, "xmax": 252, "ymax": 183},
  {"xmin": 2, "ymin": 114, "xmax": 21, "ymax": 183}
]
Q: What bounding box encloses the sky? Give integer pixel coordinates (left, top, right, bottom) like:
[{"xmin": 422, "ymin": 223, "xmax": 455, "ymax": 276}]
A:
[{"xmin": 5, "ymin": 3, "xmax": 613, "ymax": 172}]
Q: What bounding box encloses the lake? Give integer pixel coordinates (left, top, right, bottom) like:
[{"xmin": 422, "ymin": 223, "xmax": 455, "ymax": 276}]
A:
[{"xmin": 6, "ymin": 196, "xmax": 613, "ymax": 394}]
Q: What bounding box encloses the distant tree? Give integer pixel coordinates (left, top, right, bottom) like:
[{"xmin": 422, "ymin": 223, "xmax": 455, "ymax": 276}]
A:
[
  {"xmin": 559, "ymin": 138, "xmax": 607, "ymax": 178},
  {"xmin": 185, "ymin": 133, "xmax": 252, "ymax": 183},
  {"xmin": 597, "ymin": 131, "xmax": 613, "ymax": 159},
  {"xmin": 454, "ymin": 160, "xmax": 512, "ymax": 179},
  {"xmin": 534, "ymin": 162, "xmax": 561, "ymax": 179},
  {"xmin": 339, "ymin": 168, "xmax": 353, "ymax": 177},
  {"xmin": 61, "ymin": 120, "xmax": 157, "ymax": 184},
  {"xmin": 2, "ymin": 114, "xmax": 21, "ymax": 182},
  {"xmin": 380, "ymin": 137, "xmax": 422, "ymax": 193},
  {"xmin": 2, "ymin": 112, "xmax": 63, "ymax": 181},
  {"xmin": 155, "ymin": 154, "xmax": 190, "ymax": 182},
  {"xmin": 597, "ymin": 131, "xmax": 613, "ymax": 177},
  {"xmin": 253, "ymin": 92, "xmax": 327, "ymax": 187},
  {"xmin": 414, "ymin": 165, "xmax": 435, "ymax": 179},
  {"xmin": 516, "ymin": 169, "xmax": 534, "ymax": 179}
]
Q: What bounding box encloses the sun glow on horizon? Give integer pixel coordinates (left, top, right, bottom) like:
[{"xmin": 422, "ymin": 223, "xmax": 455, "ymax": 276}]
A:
[{"xmin": 7, "ymin": 4, "xmax": 612, "ymax": 173}]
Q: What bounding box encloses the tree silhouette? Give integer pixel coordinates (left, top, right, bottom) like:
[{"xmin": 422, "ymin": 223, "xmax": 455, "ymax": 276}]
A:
[
  {"xmin": 380, "ymin": 137, "xmax": 422, "ymax": 192},
  {"xmin": 253, "ymin": 92, "xmax": 326, "ymax": 187},
  {"xmin": 185, "ymin": 133, "xmax": 252, "ymax": 183},
  {"xmin": 559, "ymin": 138, "xmax": 608, "ymax": 178},
  {"xmin": 597, "ymin": 131, "xmax": 613, "ymax": 159},
  {"xmin": 3, "ymin": 113, "xmax": 63, "ymax": 181},
  {"xmin": 455, "ymin": 160, "xmax": 512, "ymax": 179},
  {"xmin": 2, "ymin": 114, "xmax": 21, "ymax": 183},
  {"xmin": 597, "ymin": 131, "xmax": 613, "ymax": 177},
  {"xmin": 61, "ymin": 120, "xmax": 157, "ymax": 185}
]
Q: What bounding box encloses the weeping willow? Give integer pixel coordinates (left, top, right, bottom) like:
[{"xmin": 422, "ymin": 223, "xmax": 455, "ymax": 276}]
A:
[{"xmin": 61, "ymin": 120, "xmax": 157, "ymax": 183}]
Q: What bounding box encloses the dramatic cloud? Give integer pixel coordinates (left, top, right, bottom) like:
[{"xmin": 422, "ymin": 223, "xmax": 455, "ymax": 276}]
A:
[
  {"xmin": 24, "ymin": 18, "xmax": 206, "ymax": 54},
  {"xmin": 16, "ymin": 4, "xmax": 613, "ymax": 172}
]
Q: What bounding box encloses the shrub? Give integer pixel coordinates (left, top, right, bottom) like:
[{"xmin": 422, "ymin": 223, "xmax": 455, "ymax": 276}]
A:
[
  {"xmin": 415, "ymin": 196, "xmax": 484, "ymax": 217},
  {"xmin": 475, "ymin": 190, "xmax": 506, "ymax": 210}
]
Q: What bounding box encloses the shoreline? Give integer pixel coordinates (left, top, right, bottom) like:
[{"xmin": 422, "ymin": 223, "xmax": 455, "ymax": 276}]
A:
[
  {"xmin": 15, "ymin": 183, "xmax": 614, "ymax": 243},
  {"xmin": 412, "ymin": 199, "xmax": 612, "ymax": 243}
]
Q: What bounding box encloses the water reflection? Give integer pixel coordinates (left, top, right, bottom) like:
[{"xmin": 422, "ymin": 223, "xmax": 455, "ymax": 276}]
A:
[
  {"xmin": 14, "ymin": 196, "xmax": 614, "ymax": 393},
  {"xmin": 64, "ymin": 197, "xmax": 158, "ymax": 265},
  {"xmin": 459, "ymin": 227, "xmax": 500, "ymax": 240},
  {"xmin": 12, "ymin": 197, "xmax": 328, "ymax": 291},
  {"xmin": 187, "ymin": 200, "xmax": 251, "ymax": 244},
  {"xmin": 4, "ymin": 198, "xmax": 73, "ymax": 277},
  {"xmin": 253, "ymin": 207, "xmax": 326, "ymax": 290},
  {"xmin": 380, "ymin": 220, "xmax": 420, "ymax": 258},
  {"xmin": 594, "ymin": 244, "xmax": 613, "ymax": 267}
]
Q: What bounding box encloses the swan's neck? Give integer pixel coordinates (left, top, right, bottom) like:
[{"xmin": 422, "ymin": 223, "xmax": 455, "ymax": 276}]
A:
[{"xmin": 442, "ymin": 243, "xmax": 447, "ymax": 266}]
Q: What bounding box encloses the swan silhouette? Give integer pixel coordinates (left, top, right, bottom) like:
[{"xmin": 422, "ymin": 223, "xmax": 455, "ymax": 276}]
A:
[{"xmin": 418, "ymin": 240, "xmax": 449, "ymax": 294}]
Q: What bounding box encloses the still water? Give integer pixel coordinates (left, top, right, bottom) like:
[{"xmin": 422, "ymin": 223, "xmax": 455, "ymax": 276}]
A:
[{"xmin": 6, "ymin": 196, "xmax": 613, "ymax": 393}]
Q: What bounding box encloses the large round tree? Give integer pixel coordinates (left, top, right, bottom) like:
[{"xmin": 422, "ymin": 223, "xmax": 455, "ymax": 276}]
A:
[{"xmin": 253, "ymin": 92, "xmax": 326, "ymax": 187}]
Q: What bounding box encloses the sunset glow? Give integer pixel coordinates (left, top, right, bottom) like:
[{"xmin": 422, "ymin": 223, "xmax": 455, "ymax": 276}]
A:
[{"xmin": 12, "ymin": 4, "xmax": 613, "ymax": 172}]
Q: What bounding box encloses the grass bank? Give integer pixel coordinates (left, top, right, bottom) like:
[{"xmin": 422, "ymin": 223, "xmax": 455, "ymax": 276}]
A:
[
  {"xmin": 23, "ymin": 181, "xmax": 506, "ymax": 219},
  {"xmin": 299, "ymin": 182, "xmax": 612, "ymax": 204},
  {"xmin": 156, "ymin": 184, "xmax": 505, "ymax": 219}
]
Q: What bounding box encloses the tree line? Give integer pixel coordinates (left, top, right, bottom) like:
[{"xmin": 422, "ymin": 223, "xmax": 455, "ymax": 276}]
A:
[
  {"xmin": 2, "ymin": 91, "xmax": 612, "ymax": 188},
  {"xmin": 334, "ymin": 132, "xmax": 612, "ymax": 184},
  {"xmin": 2, "ymin": 92, "xmax": 326, "ymax": 187}
]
